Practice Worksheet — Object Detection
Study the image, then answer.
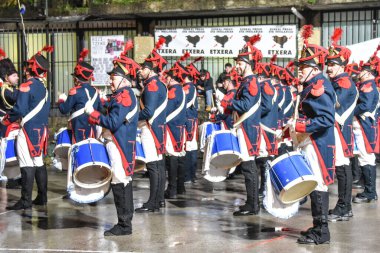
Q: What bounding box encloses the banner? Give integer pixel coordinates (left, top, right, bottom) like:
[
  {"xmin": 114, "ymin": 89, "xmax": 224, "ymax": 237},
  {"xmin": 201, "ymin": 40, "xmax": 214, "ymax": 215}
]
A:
[
  {"xmin": 155, "ymin": 25, "xmax": 297, "ymax": 58},
  {"xmin": 91, "ymin": 35, "xmax": 124, "ymax": 86},
  {"xmin": 346, "ymin": 38, "xmax": 380, "ymax": 64}
]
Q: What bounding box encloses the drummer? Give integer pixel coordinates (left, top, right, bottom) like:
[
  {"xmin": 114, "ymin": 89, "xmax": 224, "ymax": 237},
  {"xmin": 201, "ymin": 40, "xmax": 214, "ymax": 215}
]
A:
[
  {"xmin": 0, "ymin": 49, "xmax": 20, "ymax": 188},
  {"xmin": 290, "ymin": 25, "xmax": 335, "ymax": 244},
  {"xmin": 325, "ymin": 28, "xmax": 358, "ymax": 221},
  {"xmin": 84, "ymin": 40, "xmax": 139, "ymax": 236},
  {"xmin": 3, "ymin": 46, "xmax": 52, "ymax": 210},
  {"xmin": 255, "ymin": 61, "xmax": 278, "ymax": 199},
  {"xmin": 220, "ymin": 35, "xmax": 262, "ymax": 216}
]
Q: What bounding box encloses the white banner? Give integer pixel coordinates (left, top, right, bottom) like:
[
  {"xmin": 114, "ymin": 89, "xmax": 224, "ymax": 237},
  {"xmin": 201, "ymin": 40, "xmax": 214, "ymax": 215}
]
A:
[
  {"xmin": 155, "ymin": 25, "xmax": 297, "ymax": 58},
  {"xmin": 346, "ymin": 37, "xmax": 380, "ymax": 64},
  {"xmin": 91, "ymin": 35, "xmax": 125, "ymax": 86}
]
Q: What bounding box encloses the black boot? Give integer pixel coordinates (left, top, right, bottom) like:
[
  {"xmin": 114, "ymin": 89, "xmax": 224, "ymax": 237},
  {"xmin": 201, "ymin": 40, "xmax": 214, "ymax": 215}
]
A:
[
  {"xmin": 256, "ymin": 157, "xmax": 267, "ymax": 199},
  {"xmin": 353, "ymin": 165, "xmax": 377, "ymax": 203},
  {"xmin": 177, "ymin": 155, "xmax": 186, "ymax": 195},
  {"xmin": 136, "ymin": 161, "xmax": 160, "ymax": 212},
  {"xmin": 6, "ymin": 167, "xmax": 35, "ymax": 210},
  {"xmin": 344, "ymin": 164, "xmax": 353, "ymax": 217},
  {"xmin": 105, "ymin": 183, "xmax": 133, "ymax": 236},
  {"xmin": 165, "ymin": 156, "xmax": 178, "ymax": 198},
  {"xmin": 298, "ymin": 191, "xmax": 330, "ymax": 244},
  {"xmin": 234, "ymin": 161, "xmax": 259, "ymax": 216},
  {"xmin": 157, "ymin": 158, "xmax": 166, "ymax": 208},
  {"xmin": 32, "ymin": 165, "xmax": 48, "ymax": 206},
  {"xmin": 328, "ymin": 166, "xmax": 349, "ymax": 221},
  {"xmin": 6, "ymin": 178, "xmax": 22, "ymax": 189},
  {"xmin": 351, "ymin": 156, "xmax": 363, "ymax": 189}
]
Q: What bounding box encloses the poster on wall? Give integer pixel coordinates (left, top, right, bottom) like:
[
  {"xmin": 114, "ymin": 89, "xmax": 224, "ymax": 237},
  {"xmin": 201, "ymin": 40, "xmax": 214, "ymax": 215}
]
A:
[
  {"xmin": 155, "ymin": 25, "xmax": 297, "ymax": 58},
  {"xmin": 91, "ymin": 35, "xmax": 124, "ymax": 86}
]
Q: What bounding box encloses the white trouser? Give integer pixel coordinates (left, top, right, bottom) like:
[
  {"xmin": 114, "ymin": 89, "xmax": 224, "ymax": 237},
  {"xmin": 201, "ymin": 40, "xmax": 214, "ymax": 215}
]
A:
[
  {"xmin": 0, "ymin": 138, "xmax": 7, "ymax": 179},
  {"xmin": 297, "ymin": 137, "xmax": 328, "ymax": 192},
  {"xmin": 353, "ymin": 118, "xmax": 376, "ymax": 166},
  {"xmin": 334, "ymin": 126, "xmax": 350, "ymax": 166},
  {"xmin": 185, "ymin": 129, "xmax": 198, "ymax": 152},
  {"xmin": 17, "ymin": 130, "xmax": 44, "ymax": 167},
  {"xmin": 139, "ymin": 121, "xmax": 163, "ymax": 162},
  {"xmin": 105, "ymin": 141, "xmax": 132, "ymax": 186}
]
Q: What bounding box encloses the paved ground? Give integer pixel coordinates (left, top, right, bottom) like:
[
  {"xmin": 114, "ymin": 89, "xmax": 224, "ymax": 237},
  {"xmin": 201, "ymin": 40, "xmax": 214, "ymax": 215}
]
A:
[{"xmin": 1, "ymin": 162, "xmax": 380, "ymax": 253}]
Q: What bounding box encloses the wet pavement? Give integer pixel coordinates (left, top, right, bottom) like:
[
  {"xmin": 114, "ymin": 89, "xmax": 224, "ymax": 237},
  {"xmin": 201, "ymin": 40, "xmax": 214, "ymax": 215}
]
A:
[{"xmin": 1, "ymin": 163, "xmax": 380, "ymax": 253}]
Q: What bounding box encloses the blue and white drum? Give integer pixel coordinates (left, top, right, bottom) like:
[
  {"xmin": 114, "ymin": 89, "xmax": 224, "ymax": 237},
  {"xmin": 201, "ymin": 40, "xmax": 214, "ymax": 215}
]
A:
[
  {"xmin": 209, "ymin": 130, "xmax": 241, "ymax": 169},
  {"xmin": 269, "ymin": 151, "xmax": 317, "ymax": 204},
  {"xmin": 5, "ymin": 134, "xmax": 17, "ymax": 166},
  {"xmin": 199, "ymin": 122, "xmax": 223, "ymax": 152},
  {"xmin": 1, "ymin": 128, "xmax": 20, "ymax": 180},
  {"xmin": 71, "ymin": 138, "xmax": 111, "ymax": 188},
  {"xmin": 135, "ymin": 129, "xmax": 146, "ymax": 171},
  {"xmin": 54, "ymin": 127, "xmax": 72, "ymax": 159}
]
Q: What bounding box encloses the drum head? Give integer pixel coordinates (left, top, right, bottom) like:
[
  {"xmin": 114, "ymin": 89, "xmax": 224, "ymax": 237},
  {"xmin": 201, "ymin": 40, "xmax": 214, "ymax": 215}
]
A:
[
  {"xmin": 69, "ymin": 182, "xmax": 111, "ymax": 204},
  {"xmin": 280, "ymin": 179, "xmax": 318, "ymax": 204},
  {"xmin": 54, "ymin": 146, "xmax": 70, "ymax": 159},
  {"xmin": 204, "ymin": 164, "xmax": 228, "ymax": 183},
  {"xmin": 135, "ymin": 159, "xmax": 146, "ymax": 172},
  {"xmin": 73, "ymin": 165, "xmax": 112, "ymax": 189},
  {"xmin": 2, "ymin": 165, "xmax": 20, "ymax": 180},
  {"xmin": 210, "ymin": 153, "xmax": 241, "ymax": 169}
]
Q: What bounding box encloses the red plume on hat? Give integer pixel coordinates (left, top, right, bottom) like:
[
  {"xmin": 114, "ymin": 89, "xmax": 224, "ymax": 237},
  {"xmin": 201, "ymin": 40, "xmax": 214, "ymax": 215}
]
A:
[
  {"xmin": 0, "ymin": 48, "xmax": 6, "ymax": 60},
  {"xmin": 186, "ymin": 57, "xmax": 203, "ymax": 81},
  {"xmin": 78, "ymin": 48, "xmax": 89, "ymax": 62},
  {"xmin": 167, "ymin": 52, "xmax": 191, "ymax": 83},
  {"xmin": 112, "ymin": 40, "xmax": 141, "ymax": 79},
  {"xmin": 331, "ymin": 28, "xmax": 343, "ymax": 46},
  {"xmin": 121, "ymin": 40, "xmax": 134, "ymax": 57},
  {"xmin": 301, "ymin": 25, "xmax": 313, "ymax": 45},
  {"xmin": 154, "ymin": 37, "xmax": 166, "ymax": 51}
]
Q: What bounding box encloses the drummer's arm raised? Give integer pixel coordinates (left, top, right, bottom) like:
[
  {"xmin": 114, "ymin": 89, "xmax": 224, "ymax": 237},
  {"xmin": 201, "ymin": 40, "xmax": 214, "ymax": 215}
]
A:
[{"xmin": 295, "ymin": 93, "xmax": 335, "ymax": 133}]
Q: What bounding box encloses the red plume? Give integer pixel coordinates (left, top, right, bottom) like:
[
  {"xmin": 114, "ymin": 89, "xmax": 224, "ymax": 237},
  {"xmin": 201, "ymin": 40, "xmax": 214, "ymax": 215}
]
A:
[
  {"xmin": 270, "ymin": 54, "xmax": 277, "ymax": 64},
  {"xmin": 154, "ymin": 37, "xmax": 166, "ymax": 50},
  {"xmin": 41, "ymin": 45, "xmax": 54, "ymax": 53},
  {"xmin": 301, "ymin": 25, "xmax": 313, "ymax": 41},
  {"xmin": 179, "ymin": 52, "xmax": 190, "ymax": 62},
  {"xmin": 359, "ymin": 60, "xmax": 364, "ymax": 67},
  {"xmin": 286, "ymin": 61, "xmax": 294, "ymax": 69},
  {"xmin": 249, "ymin": 34, "xmax": 261, "ymax": 45},
  {"xmin": 121, "ymin": 40, "xmax": 134, "ymax": 56},
  {"xmin": 0, "ymin": 48, "xmax": 6, "ymax": 58},
  {"xmin": 331, "ymin": 28, "xmax": 343, "ymax": 45},
  {"xmin": 79, "ymin": 48, "xmax": 89, "ymax": 61}
]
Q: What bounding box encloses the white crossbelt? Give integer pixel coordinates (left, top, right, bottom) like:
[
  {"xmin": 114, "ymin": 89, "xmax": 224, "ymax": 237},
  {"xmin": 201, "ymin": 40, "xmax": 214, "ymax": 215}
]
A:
[
  {"xmin": 166, "ymin": 89, "xmax": 185, "ymax": 123},
  {"xmin": 186, "ymin": 88, "xmax": 197, "ymax": 109},
  {"xmin": 260, "ymin": 123, "xmax": 277, "ymax": 135},
  {"xmin": 278, "ymin": 91, "xmax": 285, "ymax": 109},
  {"xmin": 233, "ymin": 96, "xmax": 261, "ymax": 128},
  {"xmin": 335, "ymin": 89, "xmax": 359, "ymax": 126},
  {"xmin": 125, "ymin": 100, "xmax": 138, "ymax": 123},
  {"xmin": 149, "ymin": 92, "xmax": 168, "ymax": 125},
  {"xmin": 68, "ymin": 88, "xmax": 98, "ymax": 122},
  {"xmin": 20, "ymin": 89, "xmax": 48, "ymax": 127},
  {"xmin": 360, "ymin": 90, "xmax": 379, "ymax": 121}
]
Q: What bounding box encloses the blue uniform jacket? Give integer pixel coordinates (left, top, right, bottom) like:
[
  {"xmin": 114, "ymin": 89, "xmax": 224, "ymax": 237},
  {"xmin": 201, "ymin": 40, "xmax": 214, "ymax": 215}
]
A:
[
  {"xmin": 273, "ymin": 83, "xmax": 285, "ymax": 129},
  {"xmin": 354, "ymin": 79, "xmax": 379, "ymax": 153},
  {"xmin": 58, "ymin": 83, "xmax": 102, "ymax": 143},
  {"xmin": 166, "ymin": 83, "xmax": 186, "ymax": 152},
  {"xmin": 0, "ymin": 83, "xmax": 19, "ymax": 138},
  {"xmin": 138, "ymin": 76, "xmax": 167, "ymax": 155},
  {"xmin": 5, "ymin": 77, "xmax": 50, "ymax": 157},
  {"xmin": 331, "ymin": 72, "xmax": 358, "ymax": 157},
  {"xmin": 260, "ymin": 80, "xmax": 278, "ymax": 155},
  {"xmin": 227, "ymin": 75, "xmax": 261, "ymax": 156},
  {"xmin": 296, "ymin": 73, "xmax": 336, "ymax": 185},
  {"xmin": 183, "ymin": 82, "xmax": 198, "ymax": 141},
  {"xmin": 216, "ymin": 89, "xmax": 236, "ymax": 129},
  {"xmin": 88, "ymin": 86, "xmax": 138, "ymax": 176},
  {"xmin": 282, "ymin": 84, "xmax": 294, "ymax": 124}
]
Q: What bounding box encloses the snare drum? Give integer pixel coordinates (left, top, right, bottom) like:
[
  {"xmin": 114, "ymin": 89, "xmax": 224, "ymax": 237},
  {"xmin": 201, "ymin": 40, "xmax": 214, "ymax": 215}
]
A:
[
  {"xmin": 269, "ymin": 151, "xmax": 317, "ymax": 204},
  {"xmin": 1, "ymin": 129, "xmax": 20, "ymax": 180},
  {"xmin": 135, "ymin": 129, "xmax": 146, "ymax": 171},
  {"xmin": 209, "ymin": 130, "xmax": 241, "ymax": 169},
  {"xmin": 54, "ymin": 127, "xmax": 72, "ymax": 159},
  {"xmin": 199, "ymin": 122, "xmax": 223, "ymax": 152}
]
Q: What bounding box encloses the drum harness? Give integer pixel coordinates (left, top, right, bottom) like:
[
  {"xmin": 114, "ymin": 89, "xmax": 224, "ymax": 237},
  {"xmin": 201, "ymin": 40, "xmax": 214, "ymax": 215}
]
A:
[{"xmin": 68, "ymin": 88, "xmax": 98, "ymax": 122}]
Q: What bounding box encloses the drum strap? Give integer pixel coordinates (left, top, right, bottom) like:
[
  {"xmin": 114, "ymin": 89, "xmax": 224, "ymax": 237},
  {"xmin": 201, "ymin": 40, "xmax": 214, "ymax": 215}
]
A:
[
  {"xmin": 272, "ymin": 87, "xmax": 278, "ymax": 105},
  {"xmin": 186, "ymin": 89, "xmax": 197, "ymax": 109},
  {"xmin": 149, "ymin": 95, "xmax": 168, "ymax": 125},
  {"xmin": 20, "ymin": 89, "xmax": 48, "ymax": 127},
  {"xmin": 283, "ymin": 99, "xmax": 293, "ymax": 116},
  {"xmin": 233, "ymin": 96, "xmax": 261, "ymax": 128},
  {"xmin": 335, "ymin": 90, "xmax": 359, "ymax": 126},
  {"xmin": 125, "ymin": 101, "xmax": 138, "ymax": 123},
  {"xmin": 260, "ymin": 123, "xmax": 277, "ymax": 135},
  {"xmin": 68, "ymin": 88, "xmax": 98, "ymax": 122},
  {"xmin": 166, "ymin": 89, "xmax": 186, "ymax": 123}
]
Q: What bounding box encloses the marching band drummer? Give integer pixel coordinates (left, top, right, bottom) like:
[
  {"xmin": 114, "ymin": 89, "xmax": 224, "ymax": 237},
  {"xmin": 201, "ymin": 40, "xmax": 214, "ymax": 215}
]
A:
[
  {"xmin": 290, "ymin": 25, "xmax": 335, "ymax": 245},
  {"xmin": 220, "ymin": 35, "xmax": 262, "ymax": 216},
  {"xmin": 183, "ymin": 58, "xmax": 201, "ymax": 184},
  {"xmin": 84, "ymin": 41, "xmax": 139, "ymax": 236},
  {"xmin": 135, "ymin": 38, "xmax": 168, "ymax": 212},
  {"xmin": 255, "ymin": 61, "xmax": 278, "ymax": 199},
  {"xmin": 58, "ymin": 48, "xmax": 102, "ymax": 144},
  {"xmin": 3, "ymin": 46, "xmax": 53, "ymax": 210},
  {"xmin": 325, "ymin": 28, "xmax": 358, "ymax": 221},
  {"xmin": 0, "ymin": 49, "xmax": 20, "ymax": 188},
  {"xmin": 351, "ymin": 60, "xmax": 379, "ymax": 203},
  {"xmin": 163, "ymin": 55, "xmax": 188, "ymax": 199}
]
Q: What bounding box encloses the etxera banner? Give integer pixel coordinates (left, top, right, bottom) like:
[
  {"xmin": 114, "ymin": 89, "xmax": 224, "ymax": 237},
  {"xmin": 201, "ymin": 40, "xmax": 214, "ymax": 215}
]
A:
[{"xmin": 155, "ymin": 25, "xmax": 297, "ymax": 58}]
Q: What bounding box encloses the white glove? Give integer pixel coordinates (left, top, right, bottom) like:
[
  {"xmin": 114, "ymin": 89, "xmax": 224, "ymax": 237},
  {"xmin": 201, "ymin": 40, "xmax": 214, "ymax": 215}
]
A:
[
  {"xmin": 210, "ymin": 107, "xmax": 218, "ymax": 113},
  {"xmin": 58, "ymin": 93, "xmax": 67, "ymax": 103},
  {"xmin": 286, "ymin": 118, "xmax": 296, "ymax": 132},
  {"xmin": 215, "ymin": 89, "xmax": 225, "ymax": 102},
  {"xmin": 84, "ymin": 100, "xmax": 94, "ymax": 114},
  {"xmin": 275, "ymin": 129, "xmax": 283, "ymax": 141}
]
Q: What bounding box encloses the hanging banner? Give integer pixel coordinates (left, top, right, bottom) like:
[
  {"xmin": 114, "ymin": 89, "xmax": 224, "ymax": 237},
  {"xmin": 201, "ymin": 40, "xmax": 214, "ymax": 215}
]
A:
[
  {"xmin": 155, "ymin": 25, "xmax": 297, "ymax": 58},
  {"xmin": 91, "ymin": 35, "xmax": 125, "ymax": 86}
]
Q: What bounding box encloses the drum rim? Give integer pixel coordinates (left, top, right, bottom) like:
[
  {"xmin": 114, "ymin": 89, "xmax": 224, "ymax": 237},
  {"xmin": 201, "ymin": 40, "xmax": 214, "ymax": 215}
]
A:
[
  {"xmin": 56, "ymin": 127, "xmax": 69, "ymax": 135},
  {"xmin": 5, "ymin": 157, "xmax": 17, "ymax": 163},
  {"xmin": 278, "ymin": 175, "xmax": 318, "ymax": 204},
  {"xmin": 68, "ymin": 182, "xmax": 111, "ymax": 204},
  {"xmin": 54, "ymin": 144, "xmax": 71, "ymax": 152},
  {"xmin": 210, "ymin": 151, "xmax": 241, "ymax": 169},
  {"xmin": 269, "ymin": 151, "xmax": 304, "ymax": 167},
  {"xmin": 73, "ymin": 163, "xmax": 112, "ymax": 189}
]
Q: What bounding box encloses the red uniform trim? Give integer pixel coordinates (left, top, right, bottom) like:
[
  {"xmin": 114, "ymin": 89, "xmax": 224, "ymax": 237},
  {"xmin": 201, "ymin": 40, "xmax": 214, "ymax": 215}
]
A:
[
  {"xmin": 335, "ymin": 122, "xmax": 353, "ymax": 157},
  {"xmin": 356, "ymin": 117, "xmax": 374, "ymax": 153},
  {"xmin": 166, "ymin": 125, "xmax": 185, "ymax": 152},
  {"xmin": 295, "ymin": 120, "xmax": 306, "ymax": 133},
  {"xmin": 310, "ymin": 136, "xmax": 335, "ymax": 186},
  {"xmin": 111, "ymin": 135, "xmax": 134, "ymax": 176}
]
